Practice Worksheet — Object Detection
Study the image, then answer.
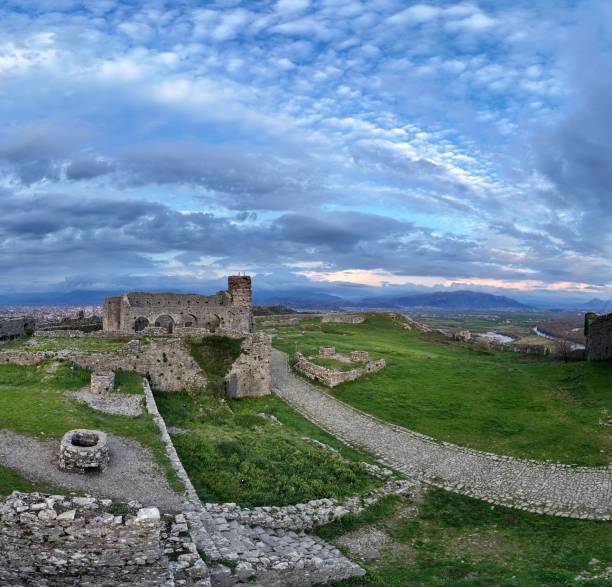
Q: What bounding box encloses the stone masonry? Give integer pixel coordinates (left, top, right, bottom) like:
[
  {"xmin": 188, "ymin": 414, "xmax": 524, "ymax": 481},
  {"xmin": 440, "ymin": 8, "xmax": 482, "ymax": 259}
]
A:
[
  {"xmin": 295, "ymin": 350, "xmax": 385, "ymax": 388},
  {"xmin": 103, "ymin": 276, "xmax": 255, "ymax": 335},
  {"xmin": 224, "ymin": 333, "xmax": 272, "ymax": 398},
  {"xmin": 0, "ymin": 492, "xmax": 209, "ymax": 586},
  {"xmin": 91, "ymin": 371, "xmax": 115, "ymax": 394},
  {"xmin": 0, "ymin": 315, "xmax": 35, "ymax": 340},
  {"xmin": 321, "ymin": 314, "xmax": 365, "ymax": 324},
  {"xmin": 585, "ymin": 312, "xmax": 612, "ymax": 361}
]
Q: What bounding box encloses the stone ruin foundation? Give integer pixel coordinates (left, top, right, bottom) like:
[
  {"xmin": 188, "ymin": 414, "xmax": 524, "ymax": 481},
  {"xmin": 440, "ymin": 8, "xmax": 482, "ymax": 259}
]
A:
[
  {"xmin": 0, "ymin": 492, "xmax": 208, "ymax": 586},
  {"xmin": 59, "ymin": 429, "xmax": 110, "ymax": 472},
  {"xmin": 91, "ymin": 371, "xmax": 115, "ymax": 394},
  {"xmin": 319, "ymin": 346, "xmax": 336, "ymax": 356}
]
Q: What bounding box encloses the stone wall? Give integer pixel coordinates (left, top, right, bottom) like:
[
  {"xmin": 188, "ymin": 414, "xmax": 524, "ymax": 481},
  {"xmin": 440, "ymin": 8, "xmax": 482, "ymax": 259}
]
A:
[
  {"xmin": 0, "ymin": 339, "xmax": 207, "ymax": 392},
  {"xmin": 0, "ymin": 316, "xmax": 35, "ymax": 340},
  {"xmin": 103, "ymin": 276, "xmax": 255, "ymax": 335},
  {"xmin": 224, "ymin": 333, "xmax": 272, "ymax": 398},
  {"xmin": 0, "ymin": 492, "xmax": 208, "ymax": 586},
  {"xmin": 586, "ymin": 312, "xmax": 612, "ymax": 361},
  {"xmin": 295, "ymin": 353, "xmax": 385, "ymax": 387},
  {"xmin": 321, "ymin": 314, "xmax": 365, "ymax": 324}
]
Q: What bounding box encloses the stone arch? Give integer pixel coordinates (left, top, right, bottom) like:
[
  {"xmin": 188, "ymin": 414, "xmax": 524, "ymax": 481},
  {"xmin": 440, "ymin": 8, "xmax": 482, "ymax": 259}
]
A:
[
  {"xmin": 203, "ymin": 314, "xmax": 221, "ymax": 333},
  {"xmin": 154, "ymin": 314, "xmax": 175, "ymax": 334},
  {"xmin": 181, "ymin": 314, "xmax": 198, "ymax": 328},
  {"xmin": 134, "ymin": 317, "xmax": 149, "ymax": 332}
]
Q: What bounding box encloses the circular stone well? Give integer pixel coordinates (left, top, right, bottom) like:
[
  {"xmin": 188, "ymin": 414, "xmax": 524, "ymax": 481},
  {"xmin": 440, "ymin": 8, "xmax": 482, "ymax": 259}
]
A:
[{"xmin": 59, "ymin": 429, "xmax": 109, "ymax": 472}]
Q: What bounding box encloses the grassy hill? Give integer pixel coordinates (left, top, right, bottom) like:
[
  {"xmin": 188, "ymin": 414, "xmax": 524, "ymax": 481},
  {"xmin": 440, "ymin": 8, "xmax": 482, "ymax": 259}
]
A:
[{"xmin": 263, "ymin": 312, "xmax": 612, "ymax": 466}]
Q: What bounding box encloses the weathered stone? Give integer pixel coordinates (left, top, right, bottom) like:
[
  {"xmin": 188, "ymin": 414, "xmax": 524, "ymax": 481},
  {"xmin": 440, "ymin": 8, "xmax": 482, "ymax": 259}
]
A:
[
  {"xmin": 90, "ymin": 371, "xmax": 115, "ymax": 394},
  {"xmin": 58, "ymin": 429, "xmax": 109, "ymax": 472}
]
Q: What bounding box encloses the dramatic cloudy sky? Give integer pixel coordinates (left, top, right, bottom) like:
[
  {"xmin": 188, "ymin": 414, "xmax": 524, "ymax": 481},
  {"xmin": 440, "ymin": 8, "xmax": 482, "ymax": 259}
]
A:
[{"xmin": 1, "ymin": 0, "xmax": 611, "ymax": 301}]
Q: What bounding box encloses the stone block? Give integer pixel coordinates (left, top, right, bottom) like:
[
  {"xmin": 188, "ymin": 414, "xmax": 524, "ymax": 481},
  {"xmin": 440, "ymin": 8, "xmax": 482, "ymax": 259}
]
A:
[{"xmin": 90, "ymin": 372, "xmax": 115, "ymax": 394}]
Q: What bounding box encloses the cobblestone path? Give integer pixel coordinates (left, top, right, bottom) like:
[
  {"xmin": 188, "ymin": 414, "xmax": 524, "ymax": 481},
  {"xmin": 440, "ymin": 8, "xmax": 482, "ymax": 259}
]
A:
[{"xmin": 272, "ymin": 349, "xmax": 611, "ymax": 520}]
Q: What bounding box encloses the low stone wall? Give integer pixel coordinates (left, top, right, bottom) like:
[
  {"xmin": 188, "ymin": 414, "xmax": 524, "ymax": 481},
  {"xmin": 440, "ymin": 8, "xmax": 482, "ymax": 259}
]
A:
[
  {"xmin": 0, "ymin": 492, "xmax": 208, "ymax": 586},
  {"xmin": 295, "ymin": 353, "xmax": 386, "ymax": 388},
  {"xmin": 205, "ymin": 479, "xmax": 413, "ymax": 531},
  {"xmin": 321, "ymin": 314, "xmax": 365, "ymax": 324},
  {"xmin": 224, "ymin": 333, "xmax": 272, "ymax": 398}
]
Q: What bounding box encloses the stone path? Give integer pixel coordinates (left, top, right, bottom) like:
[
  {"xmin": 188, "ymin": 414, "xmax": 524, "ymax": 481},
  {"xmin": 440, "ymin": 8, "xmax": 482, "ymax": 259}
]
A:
[{"xmin": 272, "ymin": 349, "xmax": 612, "ymax": 520}]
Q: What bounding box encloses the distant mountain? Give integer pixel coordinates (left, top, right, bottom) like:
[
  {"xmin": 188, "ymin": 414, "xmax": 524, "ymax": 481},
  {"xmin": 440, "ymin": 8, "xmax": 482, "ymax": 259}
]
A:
[
  {"xmin": 577, "ymin": 298, "xmax": 610, "ymax": 312},
  {"xmin": 252, "ymin": 290, "xmax": 346, "ymax": 310},
  {"xmin": 359, "ymin": 290, "xmax": 527, "ymax": 310}
]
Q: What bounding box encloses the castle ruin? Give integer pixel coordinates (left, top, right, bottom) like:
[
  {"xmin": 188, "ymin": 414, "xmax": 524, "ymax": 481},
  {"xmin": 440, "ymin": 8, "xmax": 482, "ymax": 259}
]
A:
[
  {"xmin": 585, "ymin": 312, "xmax": 612, "ymax": 361},
  {"xmin": 103, "ymin": 276, "xmax": 254, "ymax": 335}
]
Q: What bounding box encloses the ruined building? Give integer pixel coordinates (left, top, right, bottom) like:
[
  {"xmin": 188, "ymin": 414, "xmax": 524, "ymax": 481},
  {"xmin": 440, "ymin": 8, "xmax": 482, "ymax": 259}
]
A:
[
  {"xmin": 0, "ymin": 316, "xmax": 35, "ymax": 340},
  {"xmin": 103, "ymin": 276, "xmax": 255, "ymax": 335},
  {"xmin": 585, "ymin": 312, "xmax": 612, "ymax": 361}
]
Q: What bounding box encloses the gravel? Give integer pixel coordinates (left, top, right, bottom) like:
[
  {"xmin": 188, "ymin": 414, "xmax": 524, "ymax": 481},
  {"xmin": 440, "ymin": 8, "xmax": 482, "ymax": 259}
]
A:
[{"xmin": 0, "ymin": 429, "xmax": 183, "ymax": 512}]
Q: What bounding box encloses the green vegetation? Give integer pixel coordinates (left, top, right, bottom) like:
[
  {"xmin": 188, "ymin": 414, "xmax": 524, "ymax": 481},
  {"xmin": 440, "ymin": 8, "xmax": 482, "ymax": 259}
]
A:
[
  {"xmin": 114, "ymin": 370, "xmax": 145, "ymax": 395},
  {"xmin": 318, "ymin": 488, "xmax": 612, "ymax": 586},
  {"xmin": 309, "ymin": 356, "xmax": 364, "ymax": 372},
  {"xmin": 0, "ymin": 361, "xmax": 182, "ymax": 492},
  {"xmin": 0, "ymin": 465, "xmax": 66, "ymax": 496},
  {"xmin": 2, "ymin": 335, "xmax": 130, "ymax": 353},
  {"xmin": 187, "ymin": 335, "xmax": 243, "ymax": 394},
  {"xmin": 265, "ymin": 313, "xmax": 612, "ymax": 466},
  {"xmin": 253, "ymin": 305, "xmax": 300, "ymax": 316},
  {"xmin": 154, "ymin": 391, "xmax": 380, "ymax": 507}
]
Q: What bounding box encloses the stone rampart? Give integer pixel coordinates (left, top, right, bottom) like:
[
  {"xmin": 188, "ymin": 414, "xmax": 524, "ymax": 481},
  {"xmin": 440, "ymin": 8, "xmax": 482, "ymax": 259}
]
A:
[{"xmin": 0, "ymin": 492, "xmax": 208, "ymax": 586}]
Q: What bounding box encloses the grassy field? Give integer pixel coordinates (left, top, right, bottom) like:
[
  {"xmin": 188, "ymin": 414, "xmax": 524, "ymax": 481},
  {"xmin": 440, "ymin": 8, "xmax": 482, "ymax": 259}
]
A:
[
  {"xmin": 316, "ymin": 487, "xmax": 612, "ymax": 587},
  {"xmin": 310, "ymin": 356, "xmax": 365, "ymax": 371},
  {"xmin": 1, "ymin": 335, "xmax": 132, "ymax": 353},
  {"xmin": 155, "ymin": 390, "xmax": 381, "ymax": 507},
  {"xmin": 0, "ymin": 361, "xmax": 182, "ymax": 492},
  {"xmin": 264, "ymin": 313, "xmax": 611, "ymax": 466}
]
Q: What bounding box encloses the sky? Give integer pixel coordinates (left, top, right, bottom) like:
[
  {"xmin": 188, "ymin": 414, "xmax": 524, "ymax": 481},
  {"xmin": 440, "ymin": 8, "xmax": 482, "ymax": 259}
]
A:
[{"xmin": 0, "ymin": 0, "xmax": 611, "ymax": 303}]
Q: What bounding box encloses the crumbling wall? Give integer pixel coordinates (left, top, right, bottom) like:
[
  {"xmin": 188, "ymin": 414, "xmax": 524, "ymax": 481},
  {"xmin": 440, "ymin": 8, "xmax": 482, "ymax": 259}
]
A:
[
  {"xmin": 0, "ymin": 492, "xmax": 208, "ymax": 586},
  {"xmin": 321, "ymin": 314, "xmax": 365, "ymax": 324},
  {"xmin": 294, "ymin": 353, "xmax": 385, "ymax": 387},
  {"xmin": 0, "ymin": 316, "xmax": 35, "ymax": 340},
  {"xmin": 224, "ymin": 333, "xmax": 272, "ymax": 398},
  {"xmin": 0, "ymin": 339, "xmax": 207, "ymax": 392},
  {"xmin": 586, "ymin": 312, "xmax": 612, "ymax": 361}
]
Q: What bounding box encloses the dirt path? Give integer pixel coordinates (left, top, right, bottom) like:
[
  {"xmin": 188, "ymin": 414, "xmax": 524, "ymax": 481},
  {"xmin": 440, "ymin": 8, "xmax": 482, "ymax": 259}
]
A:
[
  {"xmin": 272, "ymin": 349, "xmax": 611, "ymax": 520},
  {"xmin": 0, "ymin": 429, "xmax": 183, "ymax": 512}
]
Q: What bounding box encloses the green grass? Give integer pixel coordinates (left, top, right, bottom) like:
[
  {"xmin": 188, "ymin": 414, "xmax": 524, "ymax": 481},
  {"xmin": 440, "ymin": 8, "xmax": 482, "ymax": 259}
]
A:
[
  {"xmin": 0, "ymin": 361, "xmax": 183, "ymax": 492},
  {"xmin": 318, "ymin": 488, "xmax": 612, "ymax": 587},
  {"xmin": 0, "ymin": 465, "xmax": 67, "ymax": 496},
  {"xmin": 114, "ymin": 370, "xmax": 145, "ymax": 394},
  {"xmin": 2, "ymin": 335, "xmax": 132, "ymax": 353},
  {"xmin": 187, "ymin": 335, "xmax": 243, "ymax": 394},
  {"xmin": 310, "ymin": 356, "xmax": 364, "ymax": 372},
  {"xmin": 154, "ymin": 391, "xmax": 380, "ymax": 507},
  {"xmin": 266, "ymin": 313, "xmax": 612, "ymax": 466}
]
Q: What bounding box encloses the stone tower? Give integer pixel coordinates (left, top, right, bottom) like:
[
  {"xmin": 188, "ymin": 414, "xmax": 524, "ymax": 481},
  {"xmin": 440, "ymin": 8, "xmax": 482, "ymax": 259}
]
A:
[{"xmin": 228, "ymin": 275, "xmax": 252, "ymax": 307}]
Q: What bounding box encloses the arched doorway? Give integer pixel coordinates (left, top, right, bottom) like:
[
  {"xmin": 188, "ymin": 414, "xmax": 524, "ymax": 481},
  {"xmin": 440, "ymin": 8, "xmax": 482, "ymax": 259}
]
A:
[
  {"xmin": 155, "ymin": 314, "xmax": 175, "ymax": 334},
  {"xmin": 204, "ymin": 314, "xmax": 221, "ymax": 333},
  {"xmin": 181, "ymin": 314, "xmax": 198, "ymax": 328},
  {"xmin": 134, "ymin": 317, "xmax": 149, "ymax": 332}
]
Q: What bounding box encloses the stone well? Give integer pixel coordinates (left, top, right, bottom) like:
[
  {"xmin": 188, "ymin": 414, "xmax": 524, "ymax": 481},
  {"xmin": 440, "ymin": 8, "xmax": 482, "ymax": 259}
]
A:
[
  {"xmin": 59, "ymin": 429, "xmax": 109, "ymax": 472},
  {"xmin": 91, "ymin": 371, "xmax": 115, "ymax": 394},
  {"xmin": 350, "ymin": 350, "xmax": 369, "ymax": 362},
  {"xmin": 319, "ymin": 346, "xmax": 336, "ymax": 357}
]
